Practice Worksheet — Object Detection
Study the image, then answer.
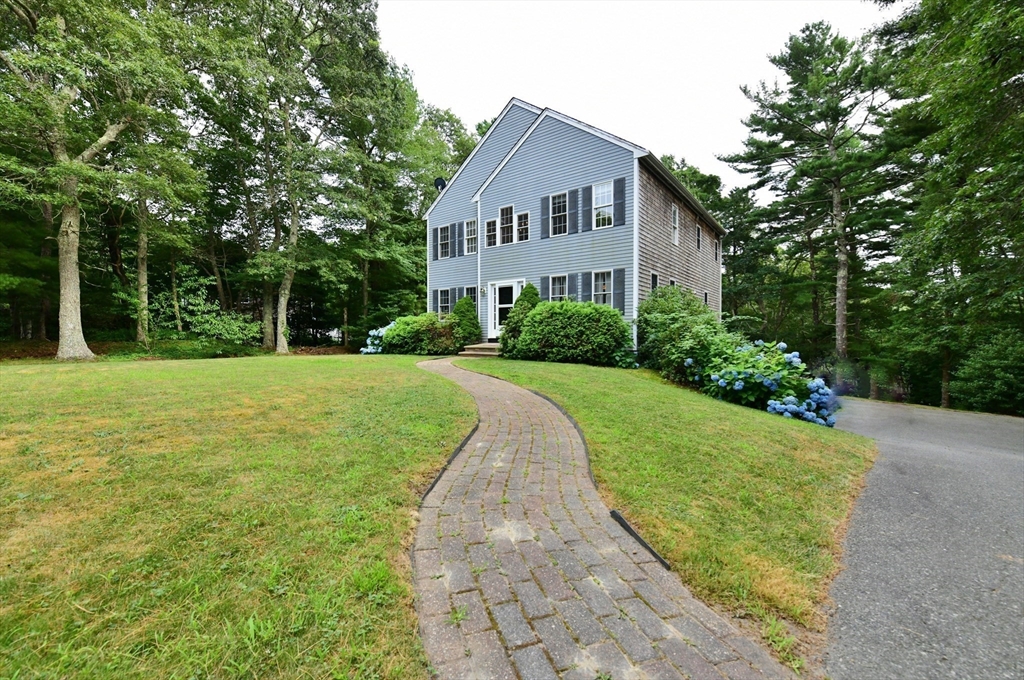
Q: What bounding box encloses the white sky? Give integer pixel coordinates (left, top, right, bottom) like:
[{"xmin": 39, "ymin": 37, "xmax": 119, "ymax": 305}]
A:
[{"xmin": 378, "ymin": 0, "xmax": 902, "ymax": 193}]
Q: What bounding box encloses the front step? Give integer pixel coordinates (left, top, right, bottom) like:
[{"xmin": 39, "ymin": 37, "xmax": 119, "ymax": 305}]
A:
[{"xmin": 459, "ymin": 342, "xmax": 500, "ymax": 358}]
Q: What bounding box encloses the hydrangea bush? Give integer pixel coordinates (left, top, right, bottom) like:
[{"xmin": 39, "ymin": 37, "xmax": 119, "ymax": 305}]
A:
[
  {"xmin": 360, "ymin": 322, "xmax": 394, "ymax": 354},
  {"xmin": 637, "ymin": 287, "xmax": 838, "ymax": 426}
]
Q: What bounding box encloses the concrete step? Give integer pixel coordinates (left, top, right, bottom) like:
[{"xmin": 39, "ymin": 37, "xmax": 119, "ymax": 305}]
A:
[
  {"xmin": 463, "ymin": 343, "xmax": 500, "ymax": 351},
  {"xmin": 458, "ymin": 350, "xmax": 500, "ymax": 357}
]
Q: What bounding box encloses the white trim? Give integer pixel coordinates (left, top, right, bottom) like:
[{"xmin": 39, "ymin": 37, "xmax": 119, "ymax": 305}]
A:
[
  {"xmin": 498, "ymin": 204, "xmax": 515, "ymax": 246},
  {"xmin": 695, "ymin": 218, "xmax": 702, "ymax": 251},
  {"xmin": 515, "ymin": 211, "xmax": 530, "ymax": 243},
  {"xmin": 425, "ymin": 217, "xmax": 430, "ymax": 311},
  {"xmin": 425, "ymin": 98, "xmax": 541, "ymax": 219},
  {"xmin": 438, "ymin": 224, "xmax": 452, "ymax": 259},
  {"xmin": 632, "ymin": 157, "xmax": 640, "ymax": 345},
  {"xmin": 592, "ymin": 180, "xmax": 614, "ymax": 230},
  {"xmin": 473, "ymin": 108, "xmax": 650, "ymax": 202},
  {"xmin": 592, "ymin": 270, "xmax": 613, "ymax": 306},
  {"xmin": 487, "ymin": 278, "xmax": 526, "ymax": 339},
  {"xmin": 671, "ymin": 204, "xmax": 679, "ymax": 246},
  {"xmin": 483, "ymin": 218, "xmax": 498, "ymax": 249},
  {"xmin": 438, "ymin": 288, "xmax": 451, "ymax": 317},
  {"xmin": 549, "ymin": 190, "xmax": 570, "ymax": 237},
  {"xmin": 476, "ymin": 200, "xmax": 481, "ymax": 328},
  {"xmin": 547, "ymin": 272, "xmax": 569, "ymax": 301}
]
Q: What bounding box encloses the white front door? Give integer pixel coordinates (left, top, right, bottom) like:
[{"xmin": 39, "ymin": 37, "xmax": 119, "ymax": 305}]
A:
[{"xmin": 488, "ymin": 279, "xmax": 525, "ymax": 339}]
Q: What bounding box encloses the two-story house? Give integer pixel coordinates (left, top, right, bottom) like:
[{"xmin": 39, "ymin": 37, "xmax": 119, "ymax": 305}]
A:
[{"xmin": 426, "ymin": 98, "xmax": 724, "ymax": 342}]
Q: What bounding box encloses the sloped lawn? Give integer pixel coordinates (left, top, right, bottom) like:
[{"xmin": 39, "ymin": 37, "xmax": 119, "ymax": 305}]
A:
[
  {"xmin": 457, "ymin": 359, "xmax": 876, "ymax": 629},
  {"xmin": 0, "ymin": 355, "xmax": 475, "ymax": 679}
]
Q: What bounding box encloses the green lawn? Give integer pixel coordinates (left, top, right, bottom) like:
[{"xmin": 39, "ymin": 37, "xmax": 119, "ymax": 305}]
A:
[
  {"xmin": 456, "ymin": 359, "xmax": 876, "ymax": 631},
  {"xmin": 0, "ymin": 355, "xmax": 475, "ymax": 679}
]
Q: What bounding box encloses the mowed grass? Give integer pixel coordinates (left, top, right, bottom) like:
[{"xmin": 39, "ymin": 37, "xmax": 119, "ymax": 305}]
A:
[
  {"xmin": 0, "ymin": 355, "xmax": 475, "ymax": 679},
  {"xmin": 457, "ymin": 359, "xmax": 876, "ymax": 629}
]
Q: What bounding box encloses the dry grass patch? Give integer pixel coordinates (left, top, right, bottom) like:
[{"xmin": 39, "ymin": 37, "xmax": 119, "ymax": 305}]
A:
[{"xmin": 0, "ymin": 355, "xmax": 475, "ymax": 679}]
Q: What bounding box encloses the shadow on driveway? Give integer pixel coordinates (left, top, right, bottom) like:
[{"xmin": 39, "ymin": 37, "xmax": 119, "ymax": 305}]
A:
[{"xmin": 824, "ymin": 398, "xmax": 1023, "ymax": 680}]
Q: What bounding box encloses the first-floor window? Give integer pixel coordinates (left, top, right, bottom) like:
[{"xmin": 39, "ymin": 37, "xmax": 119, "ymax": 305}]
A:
[
  {"xmin": 703, "ymin": 291, "xmax": 709, "ymax": 306},
  {"xmin": 651, "ymin": 272, "xmax": 659, "ymax": 290},
  {"xmin": 438, "ymin": 225, "xmax": 450, "ymax": 258},
  {"xmin": 517, "ymin": 212, "xmax": 529, "ymax": 242},
  {"xmin": 593, "ymin": 271, "xmax": 612, "ymax": 305},
  {"xmin": 466, "ymin": 286, "xmax": 477, "ymax": 306},
  {"xmin": 669, "ymin": 278, "xmax": 676, "ymax": 286},
  {"xmin": 439, "ymin": 289, "xmax": 450, "ymax": 316},
  {"xmin": 551, "ymin": 192, "xmax": 568, "ymax": 236},
  {"xmin": 466, "ymin": 219, "xmax": 477, "ymax": 254},
  {"xmin": 485, "ymin": 219, "xmax": 497, "ymax": 247},
  {"xmin": 550, "ymin": 275, "xmax": 567, "ymax": 301},
  {"xmin": 500, "ymin": 206, "xmax": 514, "ymax": 245}
]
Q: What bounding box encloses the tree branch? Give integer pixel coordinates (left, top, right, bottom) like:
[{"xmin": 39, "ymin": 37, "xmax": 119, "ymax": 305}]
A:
[{"xmin": 76, "ymin": 120, "xmax": 131, "ymax": 164}]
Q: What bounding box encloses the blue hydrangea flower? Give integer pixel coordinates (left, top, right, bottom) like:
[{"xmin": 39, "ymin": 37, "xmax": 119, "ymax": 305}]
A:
[
  {"xmin": 783, "ymin": 412, "xmax": 793, "ymax": 418},
  {"xmin": 826, "ymin": 416, "xmax": 836, "ymax": 427},
  {"xmin": 755, "ymin": 339, "xmax": 764, "ymax": 347},
  {"xmin": 734, "ymin": 381, "xmax": 744, "ymax": 390},
  {"xmin": 711, "ymin": 374, "xmax": 720, "ymax": 382},
  {"xmin": 784, "ymin": 396, "xmax": 799, "ymax": 406},
  {"xmin": 718, "ymin": 379, "xmax": 727, "ymax": 387},
  {"xmin": 777, "ymin": 342, "xmax": 787, "ymax": 351},
  {"xmin": 684, "ymin": 358, "xmax": 694, "ymax": 367}
]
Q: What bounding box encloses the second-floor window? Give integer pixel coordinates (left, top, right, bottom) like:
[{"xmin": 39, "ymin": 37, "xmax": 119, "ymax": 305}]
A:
[
  {"xmin": 696, "ymin": 220, "xmax": 702, "ymax": 250},
  {"xmin": 593, "ymin": 271, "xmax": 612, "ymax": 305},
  {"xmin": 594, "ymin": 181, "xmax": 613, "ymax": 229},
  {"xmin": 551, "ymin": 193, "xmax": 568, "ymax": 236},
  {"xmin": 466, "ymin": 220, "xmax": 477, "ymax": 255},
  {"xmin": 500, "ymin": 206, "xmax": 514, "ymax": 245},
  {"xmin": 651, "ymin": 272, "xmax": 659, "ymax": 290},
  {"xmin": 550, "ymin": 275, "xmax": 567, "ymax": 301},
  {"xmin": 714, "ymin": 236, "xmax": 720, "ymax": 261},
  {"xmin": 485, "ymin": 219, "xmax": 497, "ymax": 248},
  {"xmin": 671, "ymin": 205, "xmax": 679, "ymax": 245},
  {"xmin": 517, "ymin": 212, "xmax": 530, "ymax": 242},
  {"xmin": 439, "ymin": 225, "xmax": 450, "ymax": 259},
  {"xmin": 439, "ymin": 289, "xmax": 450, "ymax": 316}
]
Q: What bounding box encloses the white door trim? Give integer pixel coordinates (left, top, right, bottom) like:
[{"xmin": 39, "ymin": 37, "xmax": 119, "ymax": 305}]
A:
[{"xmin": 487, "ymin": 278, "xmax": 525, "ymax": 339}]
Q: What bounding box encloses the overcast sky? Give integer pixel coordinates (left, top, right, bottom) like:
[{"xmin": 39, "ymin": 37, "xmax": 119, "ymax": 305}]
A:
[{"xmin": 377, "ymin": 0, "xmax": 901, "ymax": 192}]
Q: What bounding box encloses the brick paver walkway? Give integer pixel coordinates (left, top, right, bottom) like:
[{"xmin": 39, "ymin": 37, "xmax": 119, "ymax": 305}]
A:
[{"xmin": 414, "ymin": 358, "xmax": 795, "ymax": 680}]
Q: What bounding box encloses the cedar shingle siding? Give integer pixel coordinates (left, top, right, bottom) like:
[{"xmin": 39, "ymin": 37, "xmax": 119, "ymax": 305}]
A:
[{"xmin": 637, "ymin": 166, "xmax": 722, "ymax": 312}]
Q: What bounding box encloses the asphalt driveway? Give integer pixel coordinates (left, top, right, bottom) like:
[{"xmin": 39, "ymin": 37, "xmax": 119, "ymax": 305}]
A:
[{"xmin": 824, "ymin": 398, "xmax": 1024, "ymax": 680}]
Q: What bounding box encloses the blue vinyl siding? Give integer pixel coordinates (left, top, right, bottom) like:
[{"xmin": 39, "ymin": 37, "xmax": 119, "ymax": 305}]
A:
[
  {"xmin": 478, "ymin": 116, "xmax": 636, "ymax": 321},
  {"xmin": 427, "ymin": 103, "xmax": 538, "ymax": 317}
]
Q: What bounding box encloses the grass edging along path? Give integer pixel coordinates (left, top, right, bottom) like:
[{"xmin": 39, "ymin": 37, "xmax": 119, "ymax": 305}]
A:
[
  {"xmin": 455, "ymin": 359, "xmax": 876, "ymax": 631},
  {"xmin": 0, "ymin": 355, "xmax": 475, "ymax": 679}
]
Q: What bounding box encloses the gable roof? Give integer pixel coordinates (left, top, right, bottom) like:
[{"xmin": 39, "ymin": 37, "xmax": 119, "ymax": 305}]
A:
[
  {"xmin": 423, "ymin": 98, "xmax": 541, "ymax": 219},
  {"xmin": 470, "ymin": 103, "xmax": 726, "ymax": 236}
]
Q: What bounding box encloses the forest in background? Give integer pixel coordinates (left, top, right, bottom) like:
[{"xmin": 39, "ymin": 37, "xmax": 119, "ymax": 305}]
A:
[{"xmin": 1, "ymin": 0, "xmax": 1021, "ymax": 414}]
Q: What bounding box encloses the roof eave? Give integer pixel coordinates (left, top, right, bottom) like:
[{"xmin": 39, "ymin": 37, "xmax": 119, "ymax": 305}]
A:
[{"xmin": 638, "ymin": 154, "xmax": 726, "ymax": 236}]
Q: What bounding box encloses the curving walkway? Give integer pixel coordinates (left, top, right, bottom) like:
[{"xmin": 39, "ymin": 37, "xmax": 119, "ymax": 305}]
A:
[{"xmin": 413, "ymin": 358, "xmax": 794, "ymax": 680}]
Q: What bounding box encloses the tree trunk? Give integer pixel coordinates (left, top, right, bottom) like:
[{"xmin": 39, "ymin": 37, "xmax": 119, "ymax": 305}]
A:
[
  {"xmin": 275, "ymin": 99, "xmax": 300, "ymax": 355},
  {"xmin": 208, "ymin": 240, "xmax": 227, "ymax": 312},
  {"xmin": 262, "ymin": 280, "xmax": 276, "ymax": 349},
  {"xmin": 39, "ymin": 202, "xmax": 53, "ymax": 341},
  {"xmin": 343, "ymin": 306, "xmax": 349, "ymax": 347},
  {"xmin": 55, "ymin": 176, "xmax": 94, "ymax": 360},
  {"xmin": 941, "ymin": 348, "xmax": 951, "ymax": 408},
  {"xmin": 807, "ymin": 230, "xmax": 820, "ymax": 327},
  {"xmin": 136, "ymin": 199, "xmax": 149, "ymax": 344},
  {"xmin": 361, "ymin": 258, "xmax": 369, "ymax": 320},
  {"xmin": 170, "ymin": 259, "xmax": 183, "ymax": 332},
  {"xmin": 832, "ymin": 182, "xmax": 849, "ymax": 360}
]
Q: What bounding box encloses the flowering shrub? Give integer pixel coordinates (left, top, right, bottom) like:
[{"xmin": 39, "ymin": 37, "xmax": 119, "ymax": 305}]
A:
[
  {"xmin": 378, "ymin": 313, "xmax": 459, "ymax": 355},
  {"xmin": 360, "ymin": 322, "xmax": 394, "ymax": 354},
  {"xmin": 635, "ymin": 287, "xmax": 838, "ymax": 426}
]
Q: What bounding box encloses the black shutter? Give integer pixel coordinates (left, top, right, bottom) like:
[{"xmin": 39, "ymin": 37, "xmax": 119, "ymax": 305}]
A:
[
  {"xmin": 540, "ymin": 196, "xmax": 550, "ymax": 239},
  {"xmin": 582, "ymin": 186, "xmax": 592, "ymax": 232},
  {"xmin": 432, "ymin": 227, "xmax": 438, "ymax": 261},
  {"xmin": 457, "ymin": 221, "xmax": 464, "ymax": 257},
  {"xmin": 449, "ymin": 287, "xmax": 457, "ymax": 310},
  {"xmin": 581, "ymin": 271, "xmax": 592, "ymax": 301},
  {"xmin": 613, "ymin": 268, "xmax": 626, "ymax": 312},
  {"xmin": 567, "ymin": 273, "xmax": 577, "ymax": 301},
  {"xmin": 613, "ymin": 177, "xmax": 626, "ymax": 226},
  {"xmin": 456, "ymin": 286, "xmax": 464, "ymax": 301},
  {"xmin": 432, "ymin": 288, "xmax": 438, "ymax": 313},
  {"xmin": 568, "ymin": 189, "xmax": 579, "ymax": 234},
  {"xmin": 540, "ymin": 276, "xmax": 549, "ymax": 301},
  {"xmin": 449, "ymin": 223, "xmax": 457, "ymax": 258}
]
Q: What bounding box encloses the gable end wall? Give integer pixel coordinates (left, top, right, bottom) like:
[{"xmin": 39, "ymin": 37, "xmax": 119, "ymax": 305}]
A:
[{"xmin": 638, "ymin": 165, "xmax": 721, "ymax": 311}]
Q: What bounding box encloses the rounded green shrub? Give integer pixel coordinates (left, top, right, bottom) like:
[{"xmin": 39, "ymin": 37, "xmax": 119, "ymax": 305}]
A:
[
  {"xmin": 450, "ymin": 295, "xmax": 482, "ymax": 346},
  {"xmin": 380, "ymin": 313, "xmax": 458, "ymax": 355},
  {"xmin": 511, "ymin": 300, "xmax": 633, "ymax": 367},
  {"xmin": 498, "ymin": 282, "xmax": 541, "ymax": 356}
]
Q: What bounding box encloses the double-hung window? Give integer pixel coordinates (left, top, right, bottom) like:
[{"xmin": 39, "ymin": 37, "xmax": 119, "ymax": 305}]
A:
[
  {"xmin": 714, "ymin": 237, "xmax": 720, "ymax": 261},
  {"xmin": 466, "ymin": 220, "xmax": 477, "ymax": 255},
  {"xmin": 696, "ymin": 220, "xmax": 702, "ymax": 250},
  {"xmin": 593, "ymin": 271, "xmax": 612, "ymax": 305},
  {"xmin": 439, "ymin": 289, "xmax": 450, "ymax": 316},
  {"xmin": 651, "ymin": 273, "xmax": 659, "ymax": 290},
  {"xmin": 593, "ymin": 181, "xmax": 613, "ymax": 229},
  {"xmin": 438, "ymin": 225, "xmax": 450, "ymax": 259},
  {"xmin": 485, "ymin": 219, "xmax": 497, "ymax": 248},
  {"xmin": 550, "ymin": 275, "xmax": 567, "ymax": 301},
  {"xmin": 499, "ymin": 206, "xmax": 514, "ymax": 245},
  {"xmin": 703, "ymin": 292, "xmax": 709, "ymax": 306},
  {"xmin": 517, "ymin": 212, "xmax": 530, "ymax": 242},
  {"xmin": 671, "ymin": 205, "xmax": 679, "ymax": 245},
  {"xmin": 551, "ymin": 193, "xmax": 568, "ymax": 236},
  {"xmin": 466, "ymin": 286, "xmax": 477, "ymax": 305}
]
